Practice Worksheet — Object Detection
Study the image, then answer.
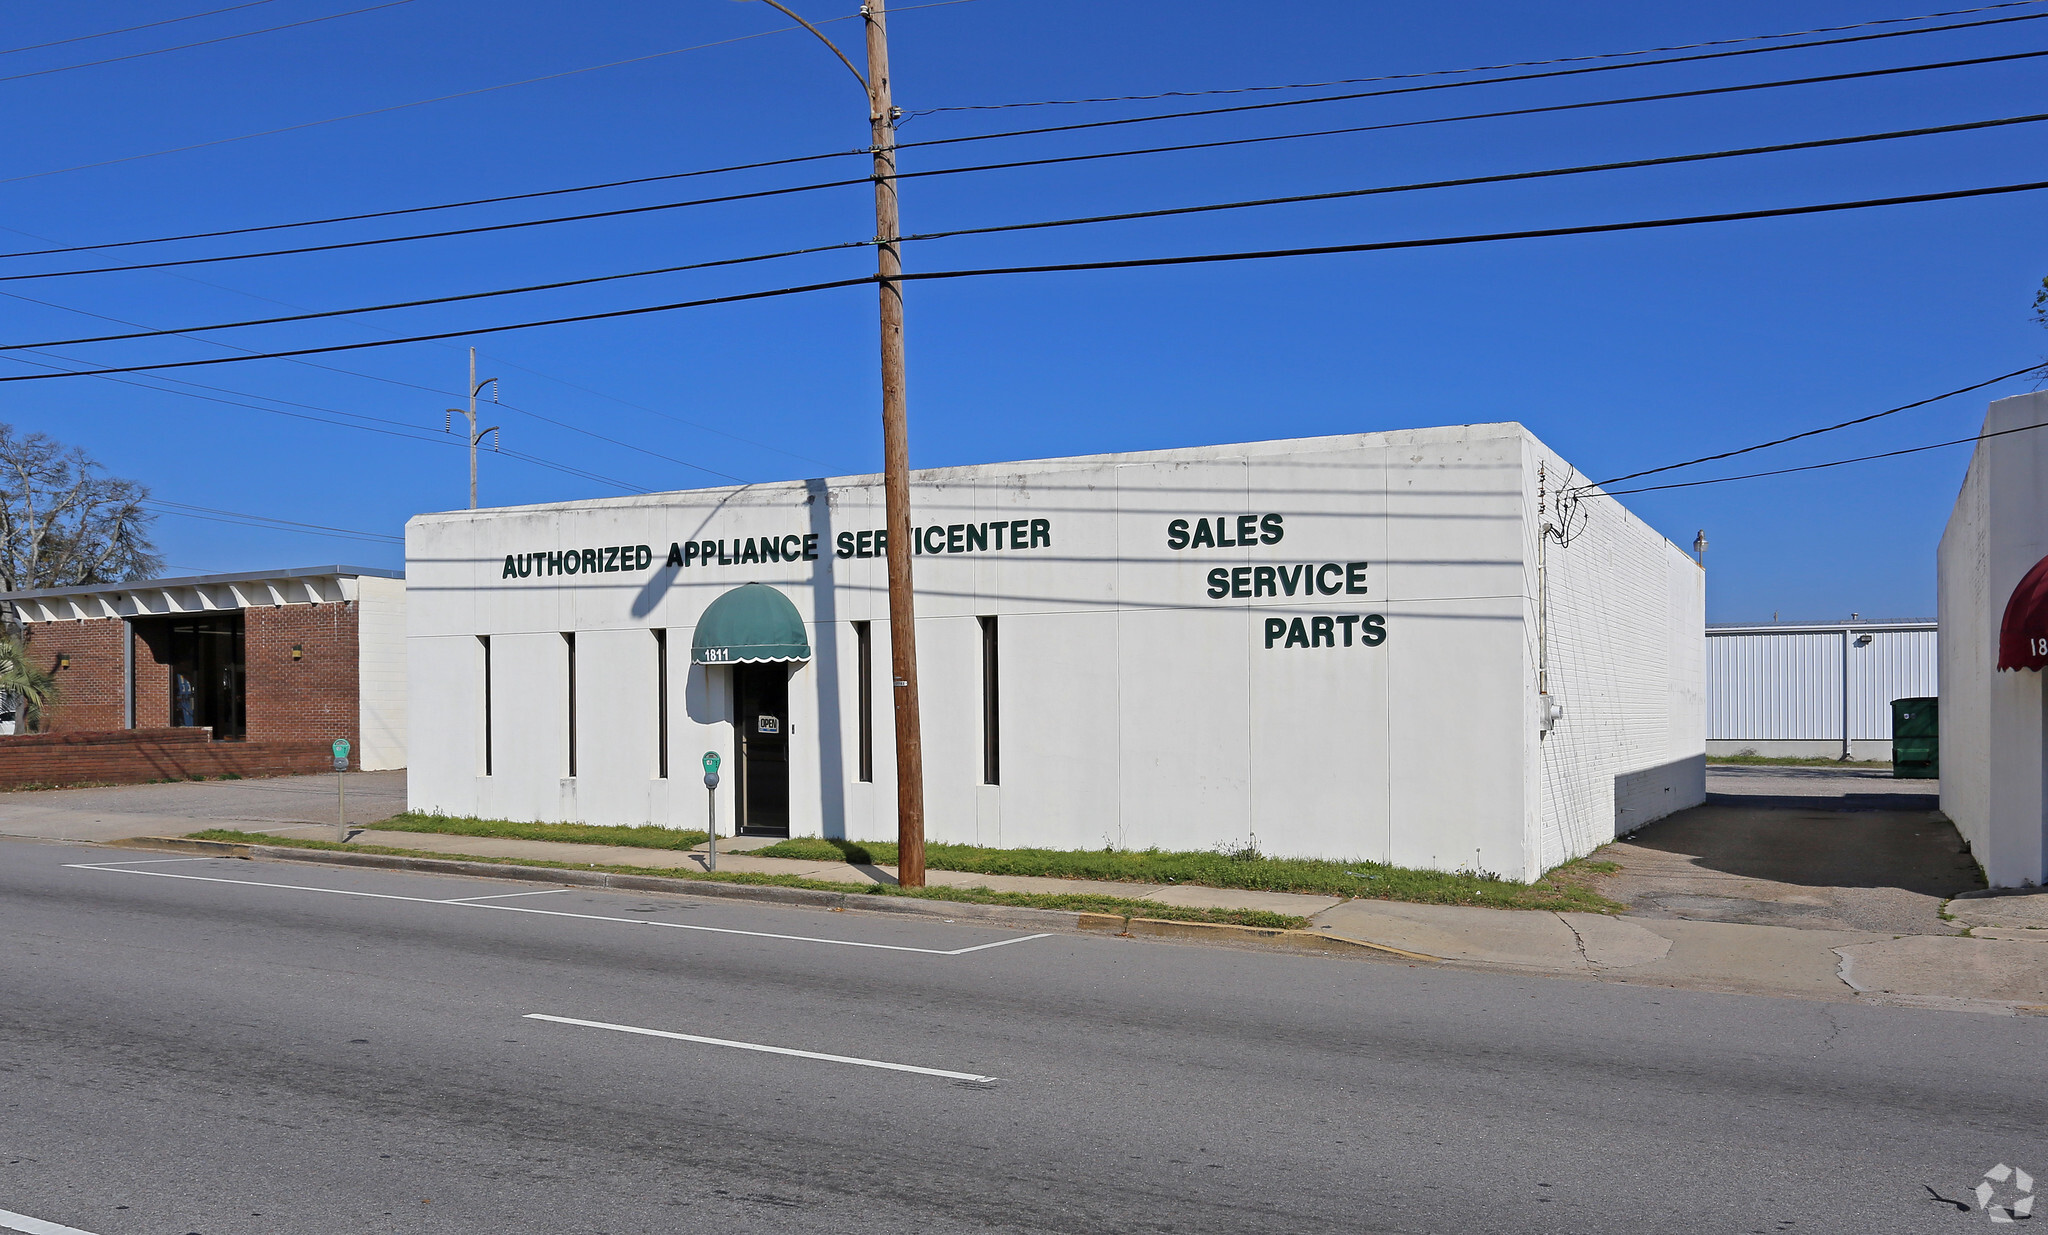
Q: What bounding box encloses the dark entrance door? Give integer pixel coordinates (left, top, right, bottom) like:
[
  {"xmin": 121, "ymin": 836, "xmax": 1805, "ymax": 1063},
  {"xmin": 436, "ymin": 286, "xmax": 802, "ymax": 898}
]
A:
[
  {"xmin": 732, "ymin": 663, "xmax": 789, "ymax": 836},
  {"xmin": 167, "ymin": 616, "xmax": 245, "ymax": 738}
]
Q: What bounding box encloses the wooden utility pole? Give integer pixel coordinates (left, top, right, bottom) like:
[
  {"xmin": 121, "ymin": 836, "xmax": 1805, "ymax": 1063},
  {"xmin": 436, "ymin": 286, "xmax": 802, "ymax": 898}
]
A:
[
  {"xmin": 864, "ymin": 0, "xmax": 925, "ymax": 887},
  {"xmin": 748, "ymin": 0, "xmax": 925, "ymax": 885}
]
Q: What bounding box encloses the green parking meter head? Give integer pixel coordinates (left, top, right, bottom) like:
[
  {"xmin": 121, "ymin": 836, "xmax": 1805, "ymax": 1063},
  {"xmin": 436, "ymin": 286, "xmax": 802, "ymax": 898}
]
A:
[
  {"xmin": 702, "ymin": 751, "xmax": 721, "ymax": 774},
  {"xmin": 332, "ymin": 738, "xmax": 351, "ymax": 758}
]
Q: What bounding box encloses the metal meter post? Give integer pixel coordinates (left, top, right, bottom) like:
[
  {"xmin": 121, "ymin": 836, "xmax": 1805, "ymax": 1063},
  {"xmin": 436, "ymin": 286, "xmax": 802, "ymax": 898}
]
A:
[
  {"xmin": 702, "ymin": 752, "xmax": 722, "ymax": 871},
  {"xmin": 332, "ymin": 738, "xmax": 352, "ymax": 842}
]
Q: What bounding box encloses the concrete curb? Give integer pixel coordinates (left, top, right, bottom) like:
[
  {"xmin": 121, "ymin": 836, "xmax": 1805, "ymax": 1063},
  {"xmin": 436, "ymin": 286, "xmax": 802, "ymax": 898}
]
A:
[{"xmin": 99, "ymin": 836, "xmax": 1436, "ymax": 962}]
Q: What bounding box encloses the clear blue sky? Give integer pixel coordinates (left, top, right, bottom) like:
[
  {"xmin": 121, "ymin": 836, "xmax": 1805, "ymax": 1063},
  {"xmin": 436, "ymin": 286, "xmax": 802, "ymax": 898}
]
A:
[{"xmin": 3, "ymin": 0, "xmax": 2044, "ymax": 621}]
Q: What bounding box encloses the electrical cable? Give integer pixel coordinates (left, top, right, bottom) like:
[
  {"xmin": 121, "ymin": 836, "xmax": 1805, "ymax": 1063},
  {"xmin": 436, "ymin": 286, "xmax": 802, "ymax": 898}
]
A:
[
  {"xmin": 890, "ymin": 12, "xmax": 2048, "ymax": 154},
  {"xmin": 143, "ymin": 498, "xmax": 402, "ymax": 543},
  {"xmin": 0, "ymin": 275, "xmax": 755, "ymax": 484},
  {"xmin": 0, "ymin": 240, "xmax": 867, "ymax": 348},
  {"xmin": 1578, "ymin": 364, "xmax": 2045, "ymax": 489},
  {"xmin": 0, "ymin": 17, "xmax": 868, "ymax": 187},
  {"xmin": 13, "ymin": 44, "xmax": 2046, "ymax": 287},
  {"xmin": 0, "ymin": 0, "xmax": 283, "ymax": 56},
  {"xmin": 16, "ymin": 109, "xmax": 2048, "ymax": 351},
  {"xmin": 0, "ymin": 179, "xmax": 877, "ymax": 281},
  {"xmin": 1596, "ymin": 413, "xmax": 2048, "ymax": 496},
  {"xmin": 4, "ymin": 178, "xmax": 2044, "ymax": 384},
  {"xmin": 5, "ymin": 2, "xmax": 2036, "ymax": 250},
  {"xmin": 0, "ymin": 0, "xmax": 419, "ymax": 86},
  {"xmin": 901, "ymin": 111, "xmax": 2048, "ymax": 245},
  {"xmin": 0, "ymin": 346, "xmax": 654, "ymax": 493},
  {"xmin": 905, "ymin": 0, "xmax": 2048, "ymax": 116},
  {"xmin": 0, "ymin": 149, "xmax": 869, "ymax": 260}
]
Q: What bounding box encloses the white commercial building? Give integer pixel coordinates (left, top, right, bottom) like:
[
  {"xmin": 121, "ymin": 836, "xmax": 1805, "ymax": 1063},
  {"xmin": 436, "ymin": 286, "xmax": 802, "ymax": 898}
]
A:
[
  {"xmin": 1705, "ymin": 620, "xmax": 1937, "ymax": 762},
  {"xmin": 1938, "ymin": 391, "xmax": 2048, "ymax": 888},
  {"xmin": 407, "ymin": 423, "xmax": 1705, "ymax": 880}
]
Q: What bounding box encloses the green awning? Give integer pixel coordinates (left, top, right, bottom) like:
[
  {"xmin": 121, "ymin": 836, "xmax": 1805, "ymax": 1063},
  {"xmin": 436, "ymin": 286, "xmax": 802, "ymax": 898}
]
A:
[{"xmin": 691, "ymin": 583, "xmax": 811, "ymax": 665}]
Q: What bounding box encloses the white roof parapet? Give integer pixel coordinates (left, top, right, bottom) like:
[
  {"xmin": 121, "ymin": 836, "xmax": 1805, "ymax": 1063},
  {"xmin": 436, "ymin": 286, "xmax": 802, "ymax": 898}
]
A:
[{"xmin": 0, "ymin": 565, "xmax": 401, "ymax": 624}]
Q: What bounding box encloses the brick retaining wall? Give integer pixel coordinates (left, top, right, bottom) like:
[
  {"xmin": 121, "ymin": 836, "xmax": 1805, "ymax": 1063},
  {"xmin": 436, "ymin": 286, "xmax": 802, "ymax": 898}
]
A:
[{"xmin": 0, "ymin": 728, "xmax": 342, "ymax": 790}]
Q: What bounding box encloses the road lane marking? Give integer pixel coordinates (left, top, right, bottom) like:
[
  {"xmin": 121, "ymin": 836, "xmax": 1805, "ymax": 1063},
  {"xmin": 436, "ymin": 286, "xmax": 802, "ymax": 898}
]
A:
[
  {"xmin": 438, "ymin": 887, "xmax": 572, "ymax": 903},
  {"xmin": 524, "ymin": 1013, "xmax": 999, "ymax": 1082},
  {"xmin": 0, "ymin": 1208, "xmax": 100, "ymax": 1235},
  {"xmin": 62, "ymin": 862, "xmax": 1051, "ymax": 956}
]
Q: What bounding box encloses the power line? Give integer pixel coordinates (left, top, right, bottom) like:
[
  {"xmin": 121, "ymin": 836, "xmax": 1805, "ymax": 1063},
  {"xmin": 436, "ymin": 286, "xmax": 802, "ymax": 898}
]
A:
[
  {"xmin": 0, "ymin": 250, "xmax": 755, "ymax": 486},
  {"xmin": 0, "ymin": 345, "xmax": 655, "ymax": 494},
  {"xmin": 902, "ymin": 111, "xmax": 2048, "ymax": 244},
  {"xmin": 144, "ymin": 499, "xmax": 403, "ymax": 544},
  {"xmin": 0, "ymin": 150, "xmax": 868, "ymax": 260},
  {"xmin": 4, "ymin": 177, "xmax": 2045, "ymax": 384},
  {"xmin": 0, "ymin": 178, "xmax": 876, "ymax": 281},
  {"xmin": 1580, "ymin": 364, "xmax": 2046, "ymax": 489},
  {"xmin": 7, "ymin": 4, "xmax": 2038, "ymax": 256},
  {"xmin": 0, "ymin": 17, "xmax": 868, "ymax": 188},
  {"xmin": 14, "ymin": 44, "xmax": 2045, "ymax": 288},
  {"xmin": 17, "ymin": 109, "xmax": 2048, "ymax": 352},
  {"xmin": 1597, "ymin": 413, "xmax": 2048, "ymax": 496},
  {"xmin": 0, "ymin": 0, "xmax": 283, "ymax": 56},
  {"xmin": 906, "ymin": 1, "xmax": 2048, "ymax": 117},
  {"xmin": 892, "ymin": 11, "xmax": 2048, "ymax": 154},
  {"xmin": 0, "ymin": 240, "xmax": 866, "ymax": 346},
  {"xmin": 0, "ymin": 0, "xmax": 419, "ymax": 86}
]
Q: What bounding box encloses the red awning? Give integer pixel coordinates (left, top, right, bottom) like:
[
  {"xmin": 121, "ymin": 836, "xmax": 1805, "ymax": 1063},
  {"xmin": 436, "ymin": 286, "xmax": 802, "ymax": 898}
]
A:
[{"xmin": 1998, "ymin": 552, "xmax": 2048, "ymax": 670}]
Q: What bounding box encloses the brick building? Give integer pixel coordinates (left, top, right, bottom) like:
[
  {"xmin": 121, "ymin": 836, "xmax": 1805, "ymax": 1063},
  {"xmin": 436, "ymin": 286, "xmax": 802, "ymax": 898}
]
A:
[{"xmin": 0, "ymin": 566, "xmax": 405, "ymax": 787}]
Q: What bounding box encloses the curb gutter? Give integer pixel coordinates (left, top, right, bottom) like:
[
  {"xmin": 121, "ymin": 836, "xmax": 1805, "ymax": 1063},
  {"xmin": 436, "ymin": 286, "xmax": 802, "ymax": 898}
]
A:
[{"xmin": 101, "ymin": 836, "xmax": 1439, "ymax": 963}]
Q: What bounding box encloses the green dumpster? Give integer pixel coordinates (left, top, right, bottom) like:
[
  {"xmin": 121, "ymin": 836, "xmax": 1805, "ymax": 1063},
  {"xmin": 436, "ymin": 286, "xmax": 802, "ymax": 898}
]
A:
[{"xmin": 1891, "ymin": 697, "xmax": 1938, "ymax": 779}]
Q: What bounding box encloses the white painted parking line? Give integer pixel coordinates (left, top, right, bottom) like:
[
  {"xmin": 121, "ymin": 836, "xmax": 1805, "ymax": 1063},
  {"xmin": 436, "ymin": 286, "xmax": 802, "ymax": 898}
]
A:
[
  {"xmin": 66, "ymin": 856, "xmax": 223, "ymax": 867},
  {"xmin": 62, "ymin": 862, "xmax": 1052, "ymax": 956},
  {"xmin": 438, "ymin": 887, "xmax": 571, "ymax": 903},
  {"xmin": 0, "ymin": 1207, "xmax": 101, "ymax": 1235},
  {"xmin": 524, "ymin": 1014, "xmax": 999, "ymax": 1083}
]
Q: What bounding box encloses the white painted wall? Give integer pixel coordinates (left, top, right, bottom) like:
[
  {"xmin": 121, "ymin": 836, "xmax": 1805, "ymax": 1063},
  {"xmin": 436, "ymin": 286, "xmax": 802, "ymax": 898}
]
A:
[
  {"xmin": 1528, "ymin": 441, "xmax": 1707, "ymax": 869},
  {"xmin": 1938, "ymin": 392, "xmax": 2048, "ymax": 887},
  {"xmin": 354, "ymin": 574, "xmax": 408, "ymax": 770},
  {"xmin": 406, "ymin": 424, "xmax": 1703, "ymax": 878}
]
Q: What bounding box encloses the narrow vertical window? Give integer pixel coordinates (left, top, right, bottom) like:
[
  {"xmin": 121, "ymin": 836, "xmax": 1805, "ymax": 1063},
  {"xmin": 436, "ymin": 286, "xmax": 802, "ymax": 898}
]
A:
[
  {"xmin": 479, "ymin": 635, "xmax": 493, "ymax": 776},
  {"xmin": 654, "ymin": 628, "xmax": 670, "ymax": 779},
  {"xmin": 564, "ymin": 632, "xmax": 578, "ymax": 778},
  {"xmin": 979, "ymin": 615, "xmax": 1000, "ymax": 785},
  {"xmin": 854, "ymin": 621, "xmax": 873, "ymax": 783}
]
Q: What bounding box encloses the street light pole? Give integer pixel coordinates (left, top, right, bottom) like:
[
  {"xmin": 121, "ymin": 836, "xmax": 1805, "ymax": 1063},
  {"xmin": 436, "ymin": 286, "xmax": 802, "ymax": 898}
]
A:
[{"xmin": 746, "ymin": 0, "xmax": 925, "ymax": 886}]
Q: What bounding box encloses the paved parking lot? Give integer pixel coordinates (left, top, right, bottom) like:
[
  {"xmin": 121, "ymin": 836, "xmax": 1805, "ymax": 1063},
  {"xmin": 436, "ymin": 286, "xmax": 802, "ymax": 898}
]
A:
[
  {"xmin": 1589, "ymin": 765, "xmax": 1980, "ymax": 934},
  {"xmin": 0, "ymin": 770, "xmax": 407, "ymax": 843}
]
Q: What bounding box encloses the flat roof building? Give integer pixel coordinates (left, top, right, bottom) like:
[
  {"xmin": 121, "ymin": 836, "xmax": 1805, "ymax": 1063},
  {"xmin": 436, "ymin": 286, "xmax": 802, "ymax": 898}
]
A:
[
  {"xmin": 406, "ymin": 423, "xmax": 1704, "ymax": 880},
  {"xmin": 0, "ymin": 566, "xmax": 406, "ymax": 786}
]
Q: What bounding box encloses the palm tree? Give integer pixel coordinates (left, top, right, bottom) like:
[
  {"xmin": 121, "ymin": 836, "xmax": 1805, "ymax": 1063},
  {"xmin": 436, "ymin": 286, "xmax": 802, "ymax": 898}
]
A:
[{"xmin": 0, "ymin": 633, "xmax": 59, "ymax": 733}]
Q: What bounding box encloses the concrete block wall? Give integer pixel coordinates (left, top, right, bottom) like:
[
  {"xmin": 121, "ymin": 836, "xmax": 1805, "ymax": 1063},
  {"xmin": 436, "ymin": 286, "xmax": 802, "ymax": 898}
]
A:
[{"xmin": 1527, "ymin": 439, "xmax": 1707, "ymax": 873}]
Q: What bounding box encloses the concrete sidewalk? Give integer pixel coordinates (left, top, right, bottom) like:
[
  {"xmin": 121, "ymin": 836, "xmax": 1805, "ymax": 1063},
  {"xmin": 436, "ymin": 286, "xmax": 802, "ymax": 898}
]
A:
[{"xmin": 224, "ymin": 821, "xmax": 2048, "ymax": 1013}]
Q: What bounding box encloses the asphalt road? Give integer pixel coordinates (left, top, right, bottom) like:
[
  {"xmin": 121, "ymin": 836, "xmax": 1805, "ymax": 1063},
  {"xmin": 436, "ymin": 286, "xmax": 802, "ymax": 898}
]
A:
[{"xmin": 2, "ymin": 837, "xmax": 2043, "ymax": 1235}]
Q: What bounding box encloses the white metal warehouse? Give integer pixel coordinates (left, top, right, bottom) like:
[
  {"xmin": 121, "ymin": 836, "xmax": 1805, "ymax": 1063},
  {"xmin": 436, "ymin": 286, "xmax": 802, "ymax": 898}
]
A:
[
  {"xmin": 406, "ymin": 422, "xmax": 1705, "ymax": 880},
  {"xmin": 1705, "ymin": 620, "xmax": 1937, "ymax": 761}
]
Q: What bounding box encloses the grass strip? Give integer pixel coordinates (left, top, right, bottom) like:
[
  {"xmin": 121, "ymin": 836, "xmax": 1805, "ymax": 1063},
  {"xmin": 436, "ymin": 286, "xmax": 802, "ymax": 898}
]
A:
[
  {"xmin": 753, "ymin": 836, "xmax": 1623, "ymax": 913},
  {"xmin": 1707, "ymin": 755, "xmax": 1892, "ymax": 768},
  {"xmin": 184, "ymin": 830, "xmax": 1308, "ymax": 929},
  {"xmin": 373, "ymin": 812, "xmax": 708, "ymax": 851}
]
